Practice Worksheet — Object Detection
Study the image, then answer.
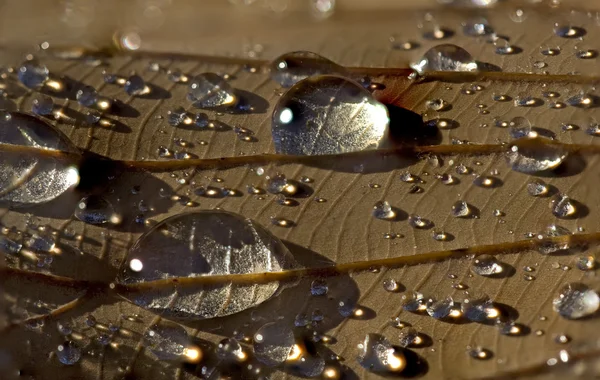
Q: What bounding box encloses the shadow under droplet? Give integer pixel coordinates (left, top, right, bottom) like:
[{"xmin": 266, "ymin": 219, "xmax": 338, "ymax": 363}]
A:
[
  {"xmin": 475, "ymin": 61, "xmax": 502, "ymax": 72},
  {"xmin": 387, "ymin": 105, "xmax": 440, "ymax": 146},
  {"xmin": 108, "ymin": 99, "xmax": 140, "ymax": 118}
]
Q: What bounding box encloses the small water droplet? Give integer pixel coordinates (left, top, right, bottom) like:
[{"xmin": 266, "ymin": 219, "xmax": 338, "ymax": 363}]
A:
[
  {"xmin": 124, "ymin": 75, "xmax": 149, "ymax": 96},
  {"xmin": 411, "ymin": 44, "xmax": 478, "ymax": 74},
  {"xmin": 426, "ymin": 297, "xmax": 454, "ymax": 319},
  {"xmin": 373, "ymin": 201, "xmax": 396, "ymax": 220},
  {"xmin": 188, "ymin": 73, "xmax": 237, "ymax": 108},
  {"xmin": 76, "ymin": 86, "xmax": 99, "ymax": 107},
  {"xmin": 576, "ymin": 49, "xmax": 598, "ymax": 59},
  {"xmin": 32, "ymin": 95, "xmax": 54, "ymax": 116},
  {"xmin": 553, "ymin": 283, "xmax": 599, "ymax": 319},
  {"xmin": 144, "ymin": 322, "xmax": 192, "ymax": 361},
  {"xmin": 462, "ymin": 19, "xmax": 494, "ymax": 36},
  {"xmin": 311, "ymin": 279, "xmax": 329, "ymax": 296},
  {"xmin": 425, "ymin": 98, "xmax": 449, "ymax": 111},
  {"xmin": 462, "ymin": 293, "xmax": 493, "ymax": 322},
  {"xmin": 398, "ymin": 327, "xmax": 419, "ymax": 347},
  {"xmin": 472, "ymin": 255, "xmax": 503, "ymax": 277},
  {"xmin": 408, "ymin": 214, "xmax": 431, "ymax": 229},
  {"xmin": 401, "ymin": 291, "xmax": 425, "ymax": 312},
  {"xmin": 383, "ymin": 278, "xmax": 400, "ymax": 292},
  {"xmin": 74, "ymin": 195, "xmax": 119, "ymax": 225},
  {"xmin": 18, "ymin": 59, "xmax": 49, "ymax": 88},
  {"xmin": 468, "ymin": 346, "xmax": 492, "ymax": 360},
  {"xmin": 554, "ymin": 24, "xmax": 586, "ymax": 38},
  {"xmin": 56, "ymin": 341, "xmax": 81, "ymax": 365},
  {"xmin": 576, "ymin": 255, "xmax": 596, "ymax": 271},
  {"xmin": 451, "ymin": 201, "xmax": 473, "ymax": 218},
  {"xmin": 267, "ymin": 174, "xmax": 288, "ymax": 194},
  {"xmin": 494, "ymin": 38, "xmax": 517, "ymax": 55},
  {"xmin": 550, "ymin": 194, "xmax": 577, "ymax": 218},
  {"xmin": 357, "ymin": 334, "xmax": 405, "ymax": 373},
  {"xmin": 554, "ymin": 334, "xmax": 571, "ymax": 344},
  {"xmin": 540, "ymin": 46, "xmax": 561, "ymax": 56}
]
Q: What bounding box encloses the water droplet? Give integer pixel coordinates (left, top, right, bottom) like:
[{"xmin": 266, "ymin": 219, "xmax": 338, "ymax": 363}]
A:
[
  {"xmin": 253, "ymin": 322, "xmax": 295, "ymax": 367},
  {"xmin": 411, "ymin": 44, "xmax": 478, "ymax": 74},
  {"xmin": 188, "ymin": 73, "xmax": 237, "ymax": 108},
  {"xmin": 437, "ymin": 173, "xmax": 458, "ymax": 185},
  {"xmin": 432, "ymin": 230, "xmax": 450, "ymax": 241},
  {"xmin": 468, "ymin": 346, "xmax": 492, "ymax": 360},
  {"xmin": 550, "ymin": 194, "xmax": 577, "ymax": 218},
  {"xmin": 270, "ymin": 216, "xmax": 294, "ymax": 227},
  {"xmin": 398, "ymin": 327, "xmax": 419, "ymax": 347},
  {"xmin": 56, "ymin": 341, "xmax": 81, "ymax": 365},
  {"xmin": 216, "ymin": 338, "xmax": 246, "ymax": 362},
  {"xmin": 407, "ymin": 214, "xmax": 431, "ymax": 229},
  {"xmin": 401, "ymin": 291, "xmax": 425, "ymax": 312},
  {"xmin": 506, "ymin": 138, "xmax": 567, "ymax": 174},
  {"xmin": 0, "ymin": 235, "xmax": 22, "ymax": 256},
  {"xmin": 576, "ymin": 49, "xmax": 597, "ymax": 59},
  {"xmin": 311, "ymin": 279, "xmax": 328, "ymax": 296},
  {"xmin": 426, "ymin": 98, "xmax": 449, "ymax": 111},
  {"xmin": 426, "ymin": 297, "xmax": 454, "ymax": 319},
  {"xmin": 462, "ymin": 19, "xmax": 494, "ymax": 36},
  {"xmin": 514, "ymin": 94, "xmax": 539, "ymax": 107},
  {"xmin": 472, "ymin": 255, "xmax": 503, "ymax": 276},
  {"xmin": 124, "ymin": 75, "xmax": 148, "ymax": 96},
  {"xmin": 456, "ymin": 164, "xmax": 471, "ymax": 175},
  {"xmin": 272, "ymin": 75, "xmax": 389, "ymax": 155},
  {"xmin": 270, "ymin": 51, "xmax": 345, "ymax": 88},
  {"xmin": 541, "ymin": 46, "xmax": 561, "ymax": 56},
  {"xmin": 383, "ymin": 278, "xmax": 400, "ymax": 292},
  {"xmin": 497, "ymin": 321, "xmax": 523, "ymax": 336},
  {"xmin": 494, "ymin": 38, "xmax": 517, "ymax": 55},
  {"xmin": 116, "ymin": 211, "xmax": 297, "ymax": 319},
  {"xmin": 0, "ymin": 112, "xmax": 80, "ymax": 207},
  {"xmin": 509, "ymin": 117, "xmax": 535, "ymax": 139},
  {"xmin": 576, "ymin": 255, "xmax": 596, "ymax": 271},
  {"xmin": 32, "ymin": 96, "xmax": 54, "ymax": 116},
  {"xmin": 526, "ymin": 179, "xmax": 549, "ymax": 197},
  {"xmin": 357, "ymin": 334, "xmax": 405, "ymax": 373},
  {"xmin": 167, "ymin": 107, "xmax": 190, "ymax": 127},
  {"xmin": 553, "ymin": 283, "xmax": 599, "ymax": 319},
  {"xmin": 554, "ymin": 24, "xmax": 586, "ymax": 38},
  {"xmin": 144, "ymin": 321, "xmax": 192, "ymax": 361},
  {"xmin": 554, "ymin": 334, "xmax": 571, "ymax": 344},
  {"xmin": 74, "ymin": 195, "xmax": 119, "ymax": 225},
  {"xmin": 267, "ymin": 174, "xmax": 288, "ymax": 194},
  {"xmin": 373, "ymin": 201, "xmax": 396, "ymax": 220},
  {"xmin": 338, "ymin": 298, "xmax": 356, "ymax": 317},
  {"xmin": 76, "ymin": 86, "xmax": 98, "ymax": 107},
  {"xmin": 461, "ymin": 293, "xmax": 493, "ymax": 322},
  {"xmin": 18, "ymin": 59, "xmax": 49, "ymax": 88},
  {"xmin": 451, "ymin": 201, "xmax": 473, "ymax": 218},
  {"xmin": 473, "ymin": 176, "xmax": 499, "ymax": 188},
  {"xmin": 586, "ymin": 123, "xmax": 600, "ymax": 137}
]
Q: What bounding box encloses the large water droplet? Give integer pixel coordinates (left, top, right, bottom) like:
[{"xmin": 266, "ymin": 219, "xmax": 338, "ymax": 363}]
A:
[
  {"xmin": 143, "ymin": 321, "xmax": 192, "ymax": 361},
  {"xmin": 18, "ymin": 59, "xmax": 49, "ymax": 89},
  {"xmin": 411, "ymin": 44, "xmax": 478, "ymax": 74},
  {"xmin": 506, "ymin": 138, "xmax": 567, "ymax": 174},
  {"xmin": 56, "ymin": 341, "xmax": 81, "ymax": 365},
  {"xmin": 272, "ymin": 75, "xmax": 389, "ymax": 155},
  {"xmin": 553, "ymin": 283, "xmax": 599, "ymax": 319},
  {"xmin": 189, "ymin": 73, "xmax": 237, "ymax": 108},
  {"xmin": 0, "ymin": 112, "xmax": 80, "ymax": 207},
  {"xmin": 357, "ymin": 334, "xmax": 405, "ymax": 373},
  {"xmin": 116, "ymin": 211, "xmax": 297, "ymax": 320},
  {"xmin": 253, "ymin": 322, "xmax": 295, "ymax": 367},
  {"xmin": 270, "ymin": 51, "xmax": 346, "ymax": 88}
]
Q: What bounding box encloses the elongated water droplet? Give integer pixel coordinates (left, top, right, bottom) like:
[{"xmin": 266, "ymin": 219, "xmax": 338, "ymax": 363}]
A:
[
  {"xmin": 18, "ymin": 59, "xmax": 49, "ymax": 89},
  {"xmin": 270, "ymin": 51, "xmax": 346, "ymax": 88},
  {"xmin": 411, "ymin": 44, "xmax": 478, "ymax": 74},
  {"xmin": 272, "ymin": 75, "xmax": 389, "ymax": 155},
  {"xmin": 553, "ymin": 283, "xmax": 599, "ymax": 319},
  {"xmin": 143, "ymin": 321, "xmax": 192, "ymax": 361},
  {"xmin": 116, "ymin": 211, "xmax": 297, "ymax": 320},
  {"xmin": 0, "ymin": 112, "xmax": 80, "ymax": 207},
  {"xmin": 56, "ymin": 341, "xmax": 81, "ymax": 365},
  {"xmin": 472, "ymin": 254, "xmax": 503, "ymax": 276},
  {"xmin": 506, "ymin": 138, "xmax": 567, "ymax": 174},
  {"xmin": 189, "ymin": 73, "xmax": 237, "ymax": 108},
  {"xmin": 253, "ymin": 322, "xmax": 295, "ymax": 367},
  {"xmin": 357, "ymin": 334, "xmax": 405, "ymax": 373}
]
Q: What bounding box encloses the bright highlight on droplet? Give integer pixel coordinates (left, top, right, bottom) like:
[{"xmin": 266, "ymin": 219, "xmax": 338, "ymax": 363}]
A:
[
  {"xmin": 129, "ymin": 258, "xmax": 143, "ymax": 272},
  {"xmin": 279, "ymin": 108, "xmax": 293, "ymax": 124},
  {"xmin": 387, "ymin": 351, "xmax": 406, "ymax": 371},
  {"xmin": 66, "ymin": 166, "xmax": 80, "ymax": 187},
  {"xmin": 287, "ymin": 344, "xmax": 303, "ymax": 361},
  {"xmin": 183, "ymin": 346, "xmax": 202, "ymax": 363}
]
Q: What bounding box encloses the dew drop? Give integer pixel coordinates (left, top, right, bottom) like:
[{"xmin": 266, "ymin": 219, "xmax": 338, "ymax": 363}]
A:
[
  {"xmin": 540, "ymin": 46, "xmax": 561, "ymax": 56},
  {"xmin": 408, "ymin": 214, "xmax": 431, "ymax": 229},
  {"xmin": 18, "ymin": 59, "xmax": 49, "ymax": 89},
  {"xmin": 401, "ymin": 291, "xmax": 425, "ymax": 312},
  {"xmin": 356, "ymin": 334, "xmax": 405, "ymax": 373},
  {"xmin": 124, "ymin": 75, "xmax": 148, "ymax": 96},
  {"xmin": 550, "ymin": 194, "xmax": 577, "ymax": 218},
  {"xmin": 527, "ymin": 180, "xmax": 549, "ymax": 197},
  {"xmin": 509, "ymin": 116, "xmax": 535, "ymax": 139},
  {"xmin": 32, "ymin": 96, "xmax": 54, "ymax": 116},
  {"xmin": 462, "ymin": 19, "xmax": 494, "ymax": 36},
  {"xmin": 216, "ymin": 338, "xmax": 246, "ymax": 362},
  {"xmin": 267, "ymin": 174, "xmax": 288, "ymax": 194},
  {"xmin": 494, "ymin": 38, "xmax": 517, "ymax": 55},
  {"xmin": 425, "ymin": 98, "xmax": 449, "ymax": 111},
  {"xmin": 432, "ymin": 230, "xmax": 450, "ymax": 241},
  {"xmin": 468, "ymin": 346, "xmax": 492, "ymax": 360},
  {"xmin": 188, "ymin": 73, "xmax": 237, "ymax": 108},
  {"xmin": 553, "ymin": 283, "xmax": 599, "ymax": 319},
  {"xmin": 373, "ymin": 201, "xmax": 396, "ymax": 220},
  {"xmin": 310, "ymin": 279, "xmax": 329, "ymax": 296},
  {"xmin": 576, "ymin": 49, "xmax": 598, "ymax": 59},
  {"xmin": 56, "ymin": 341, "xmax": 81, "ymax": 365},
  {"xmin": 74, "ymin": 195, "xmax": 119, "ymax": 225},
  {"xmin": 472, "ymin": 254, "xmax": 503, "ymax": 277},
  {"xmin": 76, "ymin": 86, "xmax": 99, "ymax": 107},
  {"xmin": 554, "ymin": 24, "xmax": 586, "ymax": 38},
  {"xmin": 451, "ymin": 201, "xmax": 472, "ymax": 218},
  {"xmin": 383, "ymin": 278, "xmax": 400, "ymax": 292},
  {"xmin": 253, "ymin": 322, "xmax": 295, "ymax": 367},
  {"xmin": 338, "ymin": 298, "xmax": 356, "ymax": 317},
  {"xmin": 426, "ymin": 297, "xmax": 454, "ymax": 319},
  {"xmin": 576, "ymin": 255, "xmax": 596, "ymax": 271},
  {"xmin": 506, "ymin": 138, "xmax": 567, "ymax": 174},
  {"xmin": 143, "ymin": 322, "xmax": 192, "ymax": 361},
  {"xmin": 270, "ymin": 51, "xmax": 345, "ymax": 88},
  {"xmin": 411, "ymin": 44, "xmax": 478, "ymax": 74},
  {"xmin": 271, "ymin": 75, "xmax": 389, "ymax": 155},
  {"xmin": 461, "ymin": 293, "xmax": 493, "ymax": 322},
  {"xmin": 398, "ymin": 327, "xmax": 419, "ymax": 348}
]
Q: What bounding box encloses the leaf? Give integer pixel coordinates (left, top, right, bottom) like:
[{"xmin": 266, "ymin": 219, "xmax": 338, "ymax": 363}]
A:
[{"xmin": 2, "ymin": 2, "xmax": 600, "ymax": 380}]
